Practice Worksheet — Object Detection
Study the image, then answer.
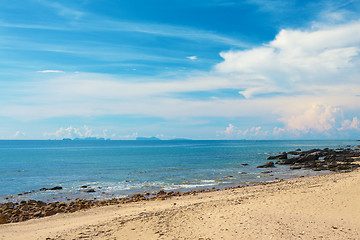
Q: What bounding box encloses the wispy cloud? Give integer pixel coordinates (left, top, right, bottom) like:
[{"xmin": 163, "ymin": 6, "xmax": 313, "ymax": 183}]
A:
[
  {"xmin": 35, "ymin": 0, "xmax": 85, "ymax": 19},
  {"xmin": 187, "ymin": 56, "xmax": 198, "ymax": 60},
  {"xmin": 0, "ymin": 2, "xmax": 248, "ymax": 48},
  {"xmin": 37, "ymin": 70, "xmax": 64, "ymax": 73},
  {"xmin": 1, "ymin": 14, "xmax": 360, "ymax": 139}
]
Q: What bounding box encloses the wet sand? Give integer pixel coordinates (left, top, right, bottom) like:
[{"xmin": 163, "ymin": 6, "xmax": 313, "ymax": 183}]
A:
[{"xmin": 1, "ymin": 169, "xmax": 360, "ymax": 240}]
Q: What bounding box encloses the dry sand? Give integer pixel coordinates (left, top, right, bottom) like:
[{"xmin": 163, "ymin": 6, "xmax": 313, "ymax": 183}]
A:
[{"xmin": 1, "ymin": 170, "xmax": 360, "ymax": 240}]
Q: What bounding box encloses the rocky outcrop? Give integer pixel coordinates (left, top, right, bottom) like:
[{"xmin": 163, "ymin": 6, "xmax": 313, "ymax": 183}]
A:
[
  {"xmin": 268, "ymin": 147, "xmax": 360, "ymax": 172},
  {"xmin": 0, "ymin": 188, "xmax": 220, "ymax": 224},
  {"xmin": 267, "ymin": 152, "xmax": 287, "ymax": 160}
]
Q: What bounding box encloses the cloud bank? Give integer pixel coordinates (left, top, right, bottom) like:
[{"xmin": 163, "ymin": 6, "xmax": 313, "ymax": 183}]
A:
[{"xmin": 2, "ymin": 19, "xmax": 360, "ymax": 139}]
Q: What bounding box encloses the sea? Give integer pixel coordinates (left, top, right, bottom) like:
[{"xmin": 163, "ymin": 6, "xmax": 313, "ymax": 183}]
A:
[{"xmin": 0, "ymin": 140, "xmax": 358, "ymax": 203}]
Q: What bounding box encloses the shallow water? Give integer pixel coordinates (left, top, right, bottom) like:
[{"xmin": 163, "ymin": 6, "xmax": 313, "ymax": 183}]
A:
[{"xmin": 0, "ymin": 140, "xmax": 357, "ymax": 203}]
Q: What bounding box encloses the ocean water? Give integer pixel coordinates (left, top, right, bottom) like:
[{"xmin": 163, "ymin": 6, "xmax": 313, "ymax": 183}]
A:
[{"xmin": 0, "ymin": 140, "xmax": 357, "ymax": 203}]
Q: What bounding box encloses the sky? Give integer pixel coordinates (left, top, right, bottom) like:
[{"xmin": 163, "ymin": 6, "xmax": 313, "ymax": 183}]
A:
[{"xmin": 1, "ymin": 0, "xmax": 360, "ymax": 140}]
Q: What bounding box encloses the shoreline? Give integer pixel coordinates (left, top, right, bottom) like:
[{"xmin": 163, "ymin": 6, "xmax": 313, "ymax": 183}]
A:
[
  {"xmin": 1, "ymin": 146, "xmax": 359, "ymax": 225},
  {"xmin": 1, "ymin": 168, "xmax": 360, "ymax": 239}
]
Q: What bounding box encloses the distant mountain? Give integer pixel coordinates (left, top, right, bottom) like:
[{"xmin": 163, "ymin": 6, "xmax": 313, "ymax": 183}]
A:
[
  {"xmin": 63, "ymin": 137, "xmax": 110, "ymax": 141},
  {"xmin": 135, "ymin": 137, "xmax": 161, "ymax": 141}
]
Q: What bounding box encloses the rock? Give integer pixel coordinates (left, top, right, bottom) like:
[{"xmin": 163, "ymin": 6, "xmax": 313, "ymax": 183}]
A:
[
  {"xmin": 267, "ymin": 153, "xmax": 287, "ymax": 160},
  {"xmin": 1, "ymin": 202, "xmax": 14, "ymax": 210},
  {"xmin": 289, "ymin": 166, "xmax": 302, "ymax": 170},
  {"xmin": 257, "ymin": 161, "xmax": 275, "ymax": 168},
  {"xmin": 80, "ymin": 185, "xmax": 88, "ymax": 188},
  {"xmin": 261, "ymin": 171, "xmax": 272, "ymax": 174},
  {"xmin": 27, "ymin": 200, "xmax": 37, "ymax": 205},
  {"xmin": 84, "ymin": 189, "xmax": 96, "ymax": 193},
  {"xmin": 296, "ymin": 149, "xmax": 301, "ymax": 151},
  {"xmin": 0, "ymin": 214, "xmax": 8, "ymax": 224},
  {"xmin": 49, "ymin": 186, "xmax": 62, "ymax": 190},
  {"xmin": 277, "ymin": 157, "xmax": 298, "ymax": 165},
  {"xmin": 45, "ymin": 209, "xmax": 57, "ymax": 216},
  {"xmin": 240, "ymin": 163, "xmax": 248, "ymax": 166},
  {"xmin": 36, "ymin": 201, "xmax": 47, "ymax": 207},
  {"xmin": 157, "ymin": 190, "xmax": 166, "ymax": 195}
]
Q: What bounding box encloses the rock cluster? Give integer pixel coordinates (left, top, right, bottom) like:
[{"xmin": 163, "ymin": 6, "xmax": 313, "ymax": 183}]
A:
[
  {"xmin": 0, "ymin": 188, "xmax": 218, "ymax": 224},
  {"xmin": 265, "ymin": 147, "xmax": 360, "ymax": 172}
]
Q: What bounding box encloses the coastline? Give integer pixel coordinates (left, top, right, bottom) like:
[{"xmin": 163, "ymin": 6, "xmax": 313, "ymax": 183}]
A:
[{"xmin": 1, "ymin": 169, "xmax": 360, "ymax": 239}]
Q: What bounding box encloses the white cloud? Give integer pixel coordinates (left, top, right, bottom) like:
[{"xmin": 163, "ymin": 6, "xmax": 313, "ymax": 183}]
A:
[
  {"xmin": 340, "ymin": 117, "xmax": 360, "ymax": 130},
  {"xmin": 224, "ymin": 123, "xmax": 235, "ymax": 135},
  {"xmin": 215, "ymin": 20, "xmax": 360, "ymax": 98},
  {"xmin": 1, "ymin": 18, "xmax": 360, "ymax": 140},
  {"xmin": 279, "ymin": 104, "xmax": 342, "ymax": 133},
  {"xmin": 43, "ymin": 126, "xmax": 103, "ymax": 139},
  {"xmin": 222, "ymin": 124, "xmax": 267, "ymax": 139},
  {"xmin": 14, "ymin": 131, "xmax": 25, "ymax": 137},
  {"xmin": 187, "ymin": 56, "xmax": 198, "ymax": 60},
  {"xmin": 37, "ymin": 70, "xmax": 64, "ymax": 73}
]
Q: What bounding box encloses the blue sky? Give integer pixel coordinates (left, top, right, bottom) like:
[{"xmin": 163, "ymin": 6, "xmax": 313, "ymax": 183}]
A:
[{"xmin": 1, "ymin": 0, "xmax": 360, "ymax": 140}]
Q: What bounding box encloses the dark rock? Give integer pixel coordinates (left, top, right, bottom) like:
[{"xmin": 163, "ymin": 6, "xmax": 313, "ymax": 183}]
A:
[
  {"xmin": 36, "ymin": 201, "xmax": 47, "ymax": 207},
  {"xmin": 80, "ymin": 185, "xmax": 88, "ymax": 188},
  {"xmin": 44, "ymin": 209, "xmax": 57, "ymax": 216},
  {"xmin": 289, "ymin": 166, "xmax": 302, "ymax": 170},
  {"xmin": 287, "ymin": 151, "xmax": 301, "ymax": 155},
  {"xmin": 84, "ymin": 189, "xmax": 96, "ymax": 193},
  {"xmin": 0, "ymin": 214, "xmax": 8, "ymax": 224},
  {"xmin": 257, "ymin": 161, "xmax": 275, "ymax": 168},
  {"xmin": 267, "ymin": 153, "xmax": 287, "ymax": 160},
  {"xmin": 296, "ymin": 149, "xmax": 301, "ymax": 151},
  {"xmin": 261, "ymin": 171, "xmax": 272, "ymax": 174},
  {"xmin": 277, "ymin": 157, "xmax": 298, "ymax": 165},
  {"xmin": 157, "ymin": 190, "xmax": 166, "ymax": 195},
  {"xmin": 1, "ymin": 202, "xmax": 14, "ymax": 210},
  {"xmin": 49, "ymin": 186, "xmax": 62, "ymax": 190},
  {"xmin": 241, "ymin": 163, "xmax": 248, "ymax": 166}
]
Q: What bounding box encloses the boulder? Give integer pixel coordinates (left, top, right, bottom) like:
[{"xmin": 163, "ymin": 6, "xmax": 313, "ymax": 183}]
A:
[
  {"xmin": 257, "ymin": 161, "xmax": 275, "ymax": 168},
  {"xmin": 267, "ymin": 153, "xmax": 287, "ymax": 160},
  {"xmin": 277, "ymin": 157, "xmax": 299, "ymax": 165},
  {"xmin": 84, "ymin": 189, "xmax": 96, "ymax": 193},
  {"xmin": 0, "ymin": 214, "xmax": 8, "ymax": 224},
  {"xmin": 157, "ymin": 190, "xmax": 166, "ymax": 195}
]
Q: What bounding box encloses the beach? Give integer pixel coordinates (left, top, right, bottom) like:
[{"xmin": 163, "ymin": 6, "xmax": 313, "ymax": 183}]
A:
[{"xmin": 1, "ymin": 168, "xmax": 359, "ymax": 239}]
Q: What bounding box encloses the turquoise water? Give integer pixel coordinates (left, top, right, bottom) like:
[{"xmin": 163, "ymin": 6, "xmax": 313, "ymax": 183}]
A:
[{"xmin": 0, "ymin": 140, "xmax": 357, "ymax": 203}]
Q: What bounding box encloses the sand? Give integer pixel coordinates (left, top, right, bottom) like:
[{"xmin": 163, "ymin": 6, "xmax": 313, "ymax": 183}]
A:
[{"xmin": 1, "ymin": 170, "xmax": 360, "ymax": 240}]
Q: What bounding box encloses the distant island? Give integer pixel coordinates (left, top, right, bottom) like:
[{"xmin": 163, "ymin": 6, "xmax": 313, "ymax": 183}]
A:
[
  {"xmin": 135, "ymin": 137, "xmax": 161, "ymax": 141},
  {"xmin": 62, "ymin": 137, "xmax": 110, "ymax": 141}
]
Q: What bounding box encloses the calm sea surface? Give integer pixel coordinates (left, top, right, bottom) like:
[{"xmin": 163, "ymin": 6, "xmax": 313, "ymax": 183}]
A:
[{"xmin": 0, "ymin": 140, "xmax": 357, "ymax": 203}]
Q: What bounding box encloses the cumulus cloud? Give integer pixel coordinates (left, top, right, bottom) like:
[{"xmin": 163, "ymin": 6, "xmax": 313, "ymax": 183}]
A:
[
  {"xmin": 224, "ymin": 123, "xmax": 235, "ymax": 135},
  {"xmin": 222, "ymin": 124, "xmax": 266, "ymax": 139},
  {"xmin": 1, "ymin": 18, "xmax": 360, "ymax": 139},
  {"xmin": 43, "ymin": 126, "xmax": 103, "ymax": 139},
  {"xmin": 340, "ymin": 117, "xmax": 360, "ymax": 130},
  {"xmin": 14, "ymin": 131, "xmax": 25, "ymax": 137},
  {"xmin": 215, "ymin": 20, "xmax": 360, "ymax": 98},
  {"xmin": 279, "ymin": 104, "xmax": 342, "ymax": 133}
]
